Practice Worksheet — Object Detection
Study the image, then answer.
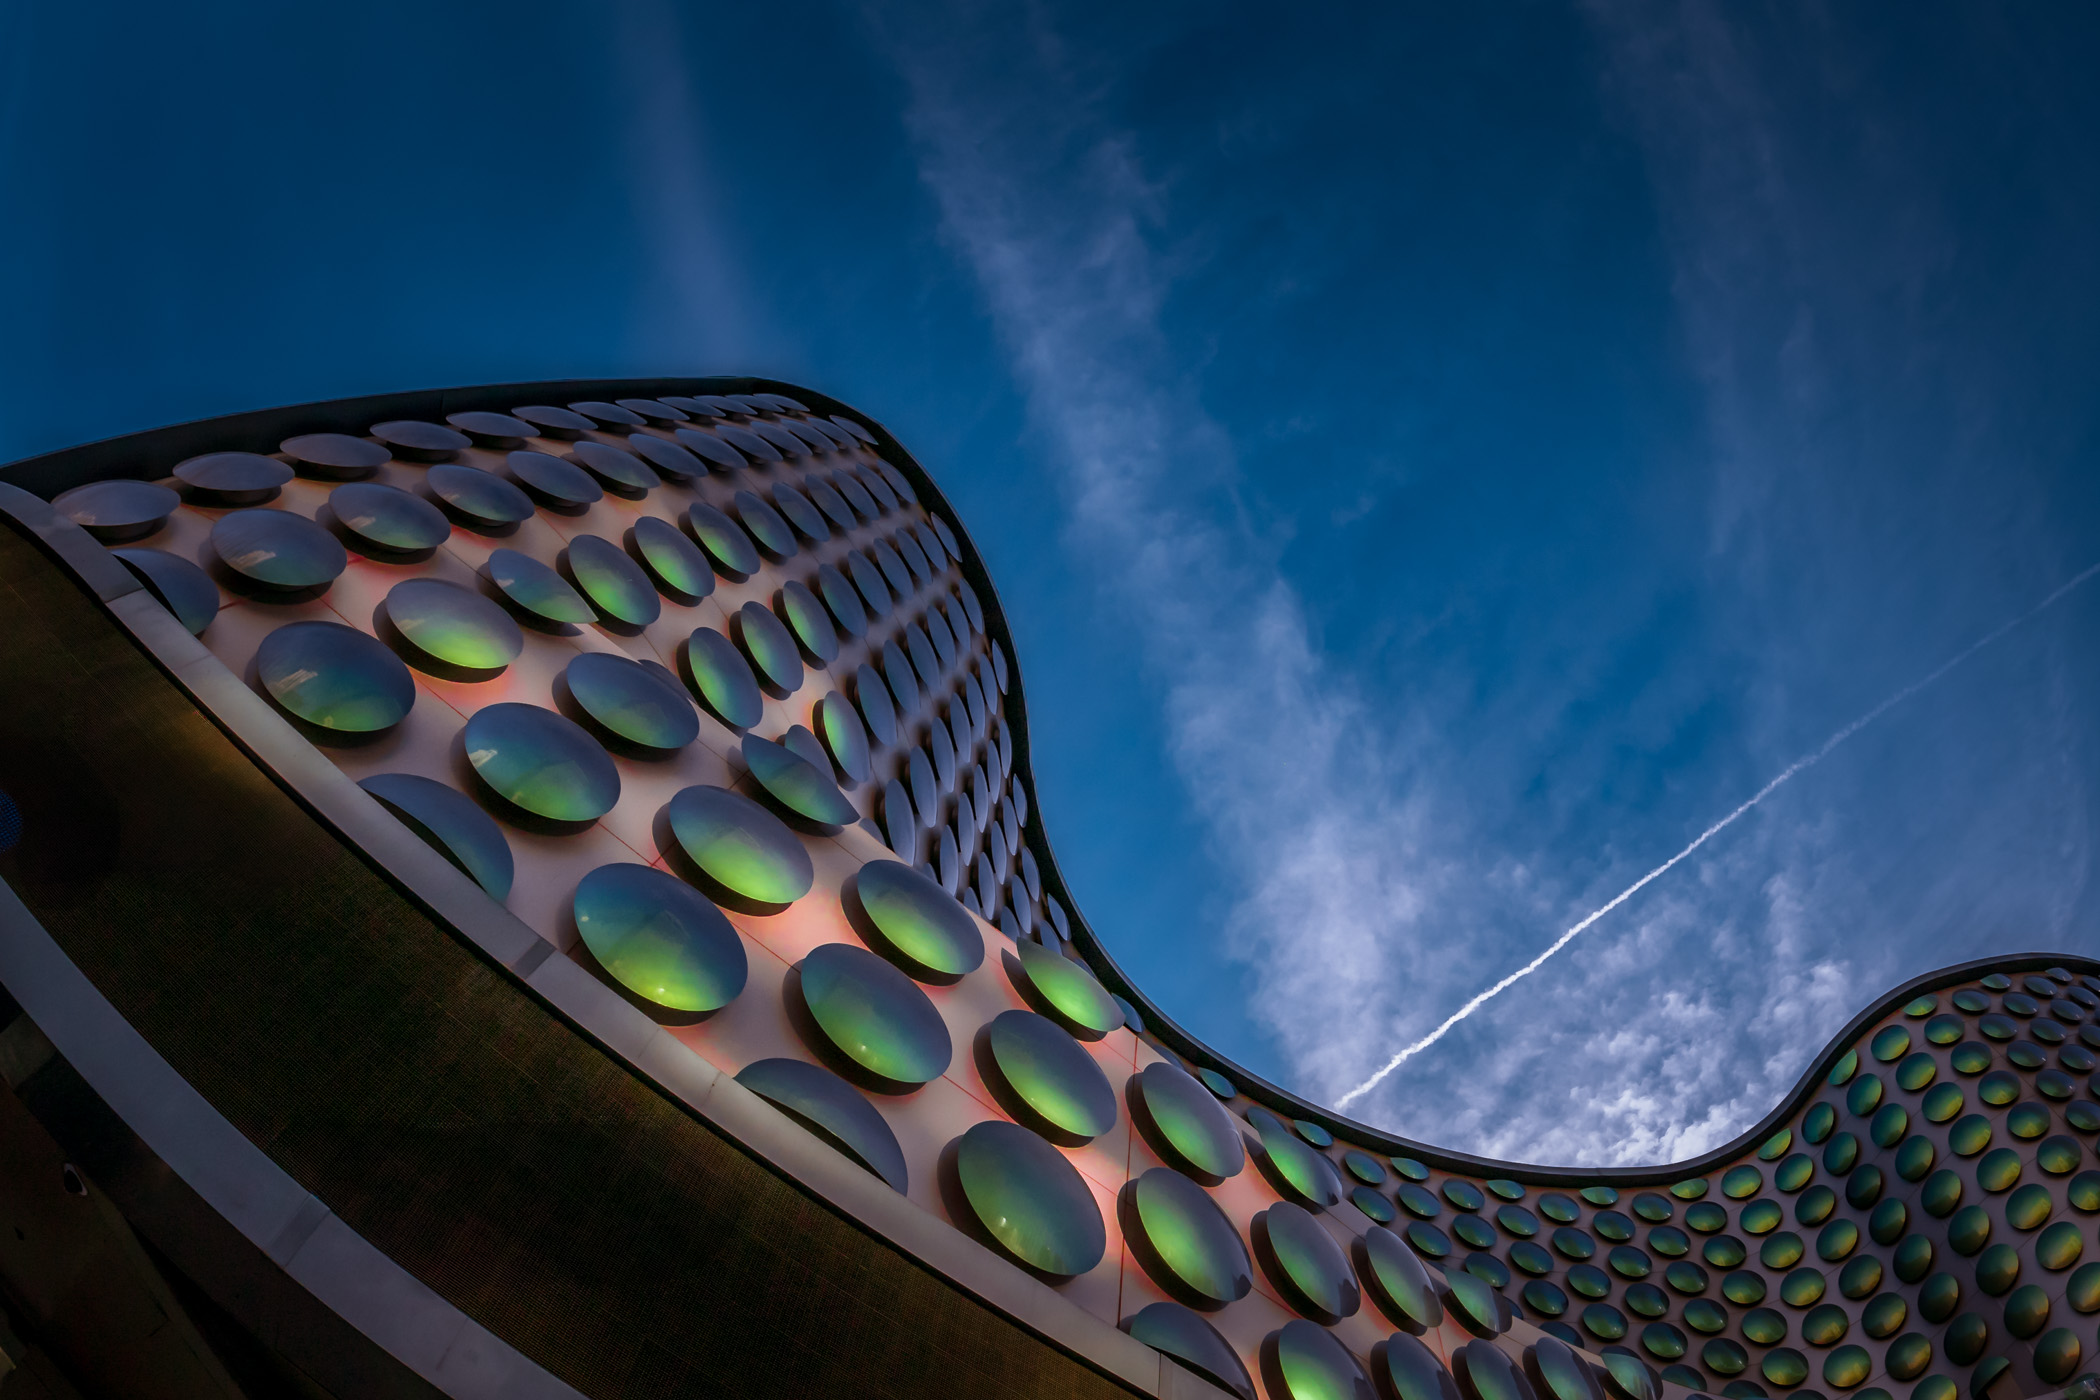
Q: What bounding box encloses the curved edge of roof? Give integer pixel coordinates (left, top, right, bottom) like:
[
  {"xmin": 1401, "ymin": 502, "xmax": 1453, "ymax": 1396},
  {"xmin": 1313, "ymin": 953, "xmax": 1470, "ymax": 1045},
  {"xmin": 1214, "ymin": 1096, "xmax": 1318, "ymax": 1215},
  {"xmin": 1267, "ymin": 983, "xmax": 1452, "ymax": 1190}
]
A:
[{"xmin": 8, "ymin": 374, "xmax": 2090, "ymax": 1191}]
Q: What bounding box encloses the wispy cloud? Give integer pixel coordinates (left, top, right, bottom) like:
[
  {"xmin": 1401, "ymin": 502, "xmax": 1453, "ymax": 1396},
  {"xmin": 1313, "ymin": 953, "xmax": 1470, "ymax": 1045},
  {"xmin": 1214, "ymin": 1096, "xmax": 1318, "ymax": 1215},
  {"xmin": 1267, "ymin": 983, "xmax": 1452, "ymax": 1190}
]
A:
[
  {"xmin": 871, "ymin": 0, "xmax": 2097, "ymax": 1167},
  {"xmin": 865, "ymin": 1, "xmax": 1466, "ymax": 1108},
  {"xmin": 611, "ymin": 0, "xmax": 765, "ymax": 368},
  {"xmin": 1338, "ymin": 556, "xmax": 2100, "ymax": 1109}
]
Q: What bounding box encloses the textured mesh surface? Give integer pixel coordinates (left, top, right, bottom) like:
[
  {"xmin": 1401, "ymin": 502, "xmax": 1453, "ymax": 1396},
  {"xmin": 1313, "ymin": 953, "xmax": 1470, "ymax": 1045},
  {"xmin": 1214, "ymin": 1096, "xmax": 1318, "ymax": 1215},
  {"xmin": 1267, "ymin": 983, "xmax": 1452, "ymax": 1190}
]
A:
[{"xmin": 0, "ymin": 518, "xmax": 1138, "ymax": 1400}]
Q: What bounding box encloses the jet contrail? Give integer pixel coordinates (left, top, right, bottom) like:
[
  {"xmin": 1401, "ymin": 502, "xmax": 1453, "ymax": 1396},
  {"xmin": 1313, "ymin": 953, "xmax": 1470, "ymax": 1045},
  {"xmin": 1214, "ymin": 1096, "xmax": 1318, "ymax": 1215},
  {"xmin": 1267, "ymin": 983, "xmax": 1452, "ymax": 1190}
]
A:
[{"xmin": 1335, "ymin": 559, "xmax": 2100, "ymax": 1109}]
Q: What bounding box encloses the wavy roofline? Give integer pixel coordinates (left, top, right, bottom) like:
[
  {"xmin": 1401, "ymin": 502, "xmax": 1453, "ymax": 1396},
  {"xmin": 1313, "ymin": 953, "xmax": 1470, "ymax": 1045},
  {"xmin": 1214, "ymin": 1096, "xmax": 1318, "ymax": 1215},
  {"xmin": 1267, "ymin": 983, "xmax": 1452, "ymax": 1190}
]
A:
[{"xmin": 8, "ymin": 373, "xmax": 2089, "ymax": 1190}]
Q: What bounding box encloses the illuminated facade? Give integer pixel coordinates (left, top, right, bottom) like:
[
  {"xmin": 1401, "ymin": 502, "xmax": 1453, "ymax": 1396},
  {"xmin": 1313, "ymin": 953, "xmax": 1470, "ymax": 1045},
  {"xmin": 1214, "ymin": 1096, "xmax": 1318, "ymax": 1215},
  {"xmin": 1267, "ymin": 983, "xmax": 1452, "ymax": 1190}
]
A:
[{"xmin": 0, "ymin": 379, "xmax": 2092, "ymax": 1400}]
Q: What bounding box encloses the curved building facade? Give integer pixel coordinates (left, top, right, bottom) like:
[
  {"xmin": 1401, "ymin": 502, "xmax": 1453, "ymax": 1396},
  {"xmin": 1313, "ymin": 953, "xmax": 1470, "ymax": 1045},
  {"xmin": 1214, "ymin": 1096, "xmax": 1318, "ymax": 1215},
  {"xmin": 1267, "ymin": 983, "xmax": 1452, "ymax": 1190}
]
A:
[{"xmin": 0, "ymin": 379, "xmax": 2091, "ymax": 1400}]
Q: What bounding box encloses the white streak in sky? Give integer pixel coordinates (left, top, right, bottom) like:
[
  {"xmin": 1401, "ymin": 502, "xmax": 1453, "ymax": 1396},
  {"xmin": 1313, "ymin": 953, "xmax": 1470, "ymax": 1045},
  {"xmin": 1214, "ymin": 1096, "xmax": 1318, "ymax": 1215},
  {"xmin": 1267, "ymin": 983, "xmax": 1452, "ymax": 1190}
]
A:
[{"xmin": 1337, "ymin": 557, "xmax": 2100, "ymax": 1108}]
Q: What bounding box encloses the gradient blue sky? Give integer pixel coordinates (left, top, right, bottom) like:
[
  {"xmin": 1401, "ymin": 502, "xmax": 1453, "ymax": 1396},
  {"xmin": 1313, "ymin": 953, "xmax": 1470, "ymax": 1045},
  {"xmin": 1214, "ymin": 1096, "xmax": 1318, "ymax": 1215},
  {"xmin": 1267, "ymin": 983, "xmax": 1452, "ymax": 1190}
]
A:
[{"xmin": 6, "ymin": 2, "xmax": 2099, "ymax": 1165}]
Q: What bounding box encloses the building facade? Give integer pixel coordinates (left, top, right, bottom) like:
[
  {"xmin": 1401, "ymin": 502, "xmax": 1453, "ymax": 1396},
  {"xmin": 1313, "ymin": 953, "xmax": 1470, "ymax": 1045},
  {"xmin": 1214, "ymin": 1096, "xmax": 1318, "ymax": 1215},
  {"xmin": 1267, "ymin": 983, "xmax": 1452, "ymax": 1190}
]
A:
[{"xmin": 0, "ymin": 379, "xmax": 2092, "ymax": 1400}]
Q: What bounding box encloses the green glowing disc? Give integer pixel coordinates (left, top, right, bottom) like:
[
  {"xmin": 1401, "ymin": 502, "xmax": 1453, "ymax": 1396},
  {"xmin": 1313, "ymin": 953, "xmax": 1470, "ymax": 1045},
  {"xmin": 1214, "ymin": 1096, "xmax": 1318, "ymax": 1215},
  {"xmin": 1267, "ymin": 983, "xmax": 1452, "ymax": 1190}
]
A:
[
  {"xmin": 981, "ymin": 1009, "xmax": 1115, "ymax": 1145},
  {"xmin": 572, "ymin": 862, "xmax": 745, "ymax": 1020},
  {"xmin": 1255, "ymin": 1202, "xmax": 1359, "ymax": 1323},
  {"xmin": 685, "ymin": 502, "xmax": 759, "ymax": 579},
  {"xmin": 566, "ymin": 534, "xmax": 660, "ymax": 628},
  {"xmin": 794, "ymin": 941, "xmax": 950, "ymax": 1091},
  {"xmin": 385, "ymin": 578, "xmax": 523, "ymax": 673},
  {"xmin": 743, "ymin": 733, "xmax": 858, "ymax": 829},
  {"xmin": 1121, "ymin": 1166, "xmax": 1251, "ymax": 1307},
  {"xmin": 1261, "ymin": 1319, "xmax": 1373, "ymax": 1400},
  {"xmin": 1456, "ymin": 1341, "xmax": 1532, "ymax": 1400},
  {"xmin": 666, "ymin": 783, "xmax": 812, "ymax": 910},
  {"xmin": 486, "ymin": 547, "xmax": 594, "ymax": 625},
  {"xmin": 631, "ymin": 515, "xmax": 713, "ymax": 599},
  {"xmin": 682, "ymin": 627, "xmax": 763, "ymax": 729},
  {"xmin": 1862, "ymin": 1291, "xmax": 1907, "ymax": 1337},
  {"xmin": 1247, "ymin": 1108, "xmax": 1342, "ymax": 1210},
  {"xmin": 1009, "ymin": 938, "xmax": 1121, "ymax": 1039},
  {"xmin": 849, "ymin": 858, "xmax": 982, "ymax": 982},
  {"xmin": 1129, "ymin": 1060, "xmax": 1244, "ymax": 1184},
  {"xmin": 951, "ymin": 1118, "xmax": 1105, "ymax": 1278}
]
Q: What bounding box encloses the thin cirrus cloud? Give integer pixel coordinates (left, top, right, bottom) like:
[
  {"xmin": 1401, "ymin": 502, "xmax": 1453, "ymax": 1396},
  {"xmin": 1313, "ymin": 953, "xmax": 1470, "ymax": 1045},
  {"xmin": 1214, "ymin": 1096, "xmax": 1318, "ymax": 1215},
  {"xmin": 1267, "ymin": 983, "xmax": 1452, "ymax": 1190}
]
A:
[
  {"xmin": 865, "ymin": 4, "xmax": 1470, "ymax": 1122},
  {"xmin": 868, "ymin": 4, "xmax": 1861, "ymax": 1167},
  {"xmin": 867, "ymin": 2, "xmax": 2100, "ymax": 1166}
]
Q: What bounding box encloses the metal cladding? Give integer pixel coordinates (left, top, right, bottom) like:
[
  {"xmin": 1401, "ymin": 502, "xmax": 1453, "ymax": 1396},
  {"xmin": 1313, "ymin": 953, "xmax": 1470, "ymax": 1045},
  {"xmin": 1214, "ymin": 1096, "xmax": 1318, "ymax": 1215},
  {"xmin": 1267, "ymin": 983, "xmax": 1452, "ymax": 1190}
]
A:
[{"xmin": 11, "ymin": 379, "xmax": 2098, "ymax": 1400}]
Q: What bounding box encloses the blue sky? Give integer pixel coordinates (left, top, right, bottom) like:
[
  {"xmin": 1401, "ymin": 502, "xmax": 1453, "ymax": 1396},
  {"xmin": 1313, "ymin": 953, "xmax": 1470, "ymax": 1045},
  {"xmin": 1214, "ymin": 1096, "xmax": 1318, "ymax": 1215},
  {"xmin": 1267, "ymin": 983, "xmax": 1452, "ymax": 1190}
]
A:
[{"xmin": 6, "ymin": 1, "xmax": 2099, "ymax": 1165}]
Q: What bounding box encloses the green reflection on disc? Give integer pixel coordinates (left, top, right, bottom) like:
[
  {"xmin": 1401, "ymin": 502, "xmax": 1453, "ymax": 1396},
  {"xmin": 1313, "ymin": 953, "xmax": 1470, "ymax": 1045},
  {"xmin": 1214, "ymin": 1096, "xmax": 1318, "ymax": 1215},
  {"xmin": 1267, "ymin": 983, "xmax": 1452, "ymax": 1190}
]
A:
[
  {"xmin": 796, "ymin": 941, "xmax": 950, "ymax": 1090},
  {"xmin": 487, "ymin": 547, "xmax": 594, "ymax": 625},
  {"xmin": 1761, "ymin": 1347, "xmax": 1808, "ymax": 1388},
  {"xmin": 572, "ymin": 862, "xmax": 746, "ymax": 1018},
  {"xmin": 2036, "ymin": 1221, "xmax": 2083, "ymax": 1271},
  {"xmin": 1124, "ymin": 1166, "xmax": 1251, "ymax": 1307},
  {"xmin": 779, "ymin": 579, "xmax": 838, "ymax": 663},
  {"xmin": 1523, "ymin": 1280, "xmax": 1569, "ymax": 1319},
  {"xmin": 1011, "ymin": 938, "xmax": 1121, "ymax": 1039},
  {"xmin": 257, "ymin": 620, "xmax": 415, "ymax": 732},
  {"xmin": 2035, "ymin": 1328, "xmax": 2083, "ymax": 1385},
  {"xmin": 1444, "ymin": 1264, "xmax": 1504, "ymax": 1336},
  {"xmin": 1871, "ymin": 1025, "xmax": 1911, "ymax": 1061},
  {"xmin": 568, "ymin": 534, "xmax": 661, "ymax": 628},
  {"xmin": 852, "ymin": 858, "xmax": 982, "ymax": 982},
  {"xmin": 736, "ymin": 600, "xmax": 803, "ymax": 694},
  {"xmin": 1265, "ymin": 1318, "xmax": 1372, "ymax": 1400},
  {"xmin": 386, "ymin": 578, "xmax": 523, "ymax": 672},
  {"xmin": 1897, "ymin": 1051, "xmax": 1938, "ymax": 1092},
  {"xmin": 1456, "ymin": 1341, "xmax": 1531, "ymax": 1400},
  {"xmin": 1445, "ymin": 1180, "xmax": 1486, "ymax": 1212},
  {"xmin": 1343, "ymin": 1152, "xmax": 1388, "ymax": 1185},
  {"xmin": 744, "ymin": 733, "xmax": 858, "ymax": 829},
  {"xmin": 1863, "ymin": 1292, "xmax": 1907, "ymax": 1337},
  {"xmin": 632, "ymin": 515, "xmax": 714, "ymax": 599},
  {"xmin": 683, "ymin": 627, "xmax": 763, "ymax": 729},
  {"xmin": 1765, "ymin": 1231, "xmax": 1806, "ymax": 1269},
  {"xmin": 1256, "ymin": 1202, "xmax": 1359, "ymax": 1323},
  {"xmin": 686, "ymin": 502, "xmax": 759, "ymax": 578},
  {"xmin": 951, "ymin": 1118, "xmax": 1105, "ymax": 1278},
  {"xmin": 1822, "ymin": 1344, "xmax": 1870, "ymax": 1390},
  {"xmin": 1130, "ymin": 1060, "xmax": 1244, "ymax": 1184},
  {"xmin": 1704, "ymin": 1235, "xmax": 1746, "ymax": 1267},
  {"xmin": 983, "ymin": 1009, "xmax": 1116, "ymax": 1145},
  {"xmin": 1249, "ymin": 1109, "xmax": 1342, "ymax": 1209},
  {"xmin": 1529, "ymin": 1336, "xmax": 1597, "ymax": 1400},
  {"xmin": 666, "ymin": 783, "xmax": 813, "ymax": 908}
]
